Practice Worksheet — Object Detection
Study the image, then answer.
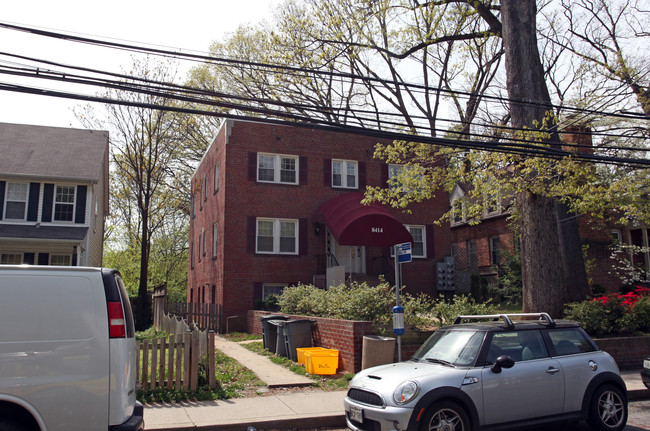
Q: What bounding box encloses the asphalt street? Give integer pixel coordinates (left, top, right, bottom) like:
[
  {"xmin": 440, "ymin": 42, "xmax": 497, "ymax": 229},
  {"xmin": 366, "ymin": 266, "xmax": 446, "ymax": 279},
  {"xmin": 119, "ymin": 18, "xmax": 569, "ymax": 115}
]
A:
[{"xmin": 312, "ymin": 400, "xmax": 650, "ymax": 431}]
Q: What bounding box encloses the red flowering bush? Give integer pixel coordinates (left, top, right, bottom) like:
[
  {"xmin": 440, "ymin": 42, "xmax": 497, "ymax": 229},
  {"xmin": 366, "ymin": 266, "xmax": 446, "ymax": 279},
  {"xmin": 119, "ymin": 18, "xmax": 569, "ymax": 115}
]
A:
[{"xmin": 564, "ymin": 286, "xmax": 650, "ymax": 337}]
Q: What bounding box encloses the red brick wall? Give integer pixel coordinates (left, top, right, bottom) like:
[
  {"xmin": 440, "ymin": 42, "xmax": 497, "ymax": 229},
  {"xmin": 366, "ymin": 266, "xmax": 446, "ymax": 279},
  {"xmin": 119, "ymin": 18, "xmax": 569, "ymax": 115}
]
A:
[
  {"xmin": 249, "ymin": 311, "xmax": 649, "ymax": 372},
  {"xmin": 191, "ymin": 120, "xmax": 452, "ymax": 329},
  {"xmin": 249, "ymin": 310, "xmax": 373, "ymax": 373},
  {"xmin": 594, "ymin": 336, "xmax": 650, "ymax": 370}
]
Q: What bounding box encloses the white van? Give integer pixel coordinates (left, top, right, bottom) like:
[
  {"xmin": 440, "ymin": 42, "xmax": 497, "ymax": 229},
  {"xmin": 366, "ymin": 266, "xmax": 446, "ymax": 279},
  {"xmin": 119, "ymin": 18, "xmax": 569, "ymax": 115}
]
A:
[{"xmin": 0, "ymin": 266, "xmax": 144, "ymax": 431}]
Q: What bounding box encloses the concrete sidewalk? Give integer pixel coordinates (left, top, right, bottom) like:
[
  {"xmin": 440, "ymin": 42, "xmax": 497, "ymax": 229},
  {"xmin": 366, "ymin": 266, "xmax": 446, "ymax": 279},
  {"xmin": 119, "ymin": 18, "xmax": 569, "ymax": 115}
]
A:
[{"xmin": 143, "ymin": 335, "xmax": 650, "ymax": 431}]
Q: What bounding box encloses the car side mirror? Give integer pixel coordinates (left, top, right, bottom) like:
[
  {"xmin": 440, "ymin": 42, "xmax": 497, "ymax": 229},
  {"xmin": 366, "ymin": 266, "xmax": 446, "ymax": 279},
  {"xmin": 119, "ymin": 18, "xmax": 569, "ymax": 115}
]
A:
[{"xmin": 491, "ymin": 355, "xmax": 515, "ymax": 374}]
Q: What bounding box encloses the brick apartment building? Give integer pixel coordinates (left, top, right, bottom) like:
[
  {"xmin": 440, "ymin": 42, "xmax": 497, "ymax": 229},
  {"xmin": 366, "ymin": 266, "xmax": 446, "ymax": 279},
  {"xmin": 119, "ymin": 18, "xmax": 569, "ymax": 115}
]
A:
[
  {"xmin": 189, "ymin": 120, "xmax": 648, "ymax": 329},
  {"xmin": 188, "ymin": 120, "xmax": 453, "ymax": 329}
]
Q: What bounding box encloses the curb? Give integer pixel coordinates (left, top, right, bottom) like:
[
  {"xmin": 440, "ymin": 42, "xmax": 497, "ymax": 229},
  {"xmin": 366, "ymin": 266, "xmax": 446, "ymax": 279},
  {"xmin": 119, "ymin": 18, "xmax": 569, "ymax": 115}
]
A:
[{"xmin": 144, "ymin": 413, "xmax": 346, "ymax": 431}]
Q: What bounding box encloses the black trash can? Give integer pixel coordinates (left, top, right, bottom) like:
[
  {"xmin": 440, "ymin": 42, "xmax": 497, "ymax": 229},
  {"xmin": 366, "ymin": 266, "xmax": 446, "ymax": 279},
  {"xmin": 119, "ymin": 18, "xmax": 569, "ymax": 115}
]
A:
[
  {"xmin": 283, "ymin": 319, "xmax": 314, "ymax": 362},
  {"xmin": 261, "ymin": 315, "xmax": 288, "ymax": 353},
  {"xmin": 273, "ymin": 320, "xmax": 289, "ymax": 357}
]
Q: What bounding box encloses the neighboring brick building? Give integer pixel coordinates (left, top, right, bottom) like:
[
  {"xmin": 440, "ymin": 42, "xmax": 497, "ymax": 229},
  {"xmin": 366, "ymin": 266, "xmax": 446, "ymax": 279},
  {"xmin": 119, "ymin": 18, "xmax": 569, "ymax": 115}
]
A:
[
  {"xmin": 0, "ymin": 122, "xmax": 109, "ymax": 267},
  {"xmin": 188, "ymin": 120, "xmax": 453, "ymax": 329}
]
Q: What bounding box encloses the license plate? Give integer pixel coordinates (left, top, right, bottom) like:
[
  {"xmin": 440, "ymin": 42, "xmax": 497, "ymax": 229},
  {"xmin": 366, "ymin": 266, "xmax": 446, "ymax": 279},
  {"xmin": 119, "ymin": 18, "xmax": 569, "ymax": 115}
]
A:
[{"xmin": 349, "ymin": 405, "xmax": 363, "ymax": 423}]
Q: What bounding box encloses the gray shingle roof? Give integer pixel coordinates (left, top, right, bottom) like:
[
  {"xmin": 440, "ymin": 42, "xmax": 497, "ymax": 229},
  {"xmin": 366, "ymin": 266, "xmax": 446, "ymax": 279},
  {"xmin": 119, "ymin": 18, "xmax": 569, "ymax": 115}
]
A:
[
  {"xmin": 0, "ymin": 224, "xmax": 88, "ymax": 241},
  {"xmin": 0, "ymin": 122, "xmax": 109, "ymax": 182}
]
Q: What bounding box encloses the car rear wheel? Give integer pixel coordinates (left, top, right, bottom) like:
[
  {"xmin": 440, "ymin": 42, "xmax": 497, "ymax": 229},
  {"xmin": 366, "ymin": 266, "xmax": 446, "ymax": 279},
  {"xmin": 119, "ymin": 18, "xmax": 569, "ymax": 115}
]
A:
[
  {"xmin": 420, "ymin": 400, "xmax": 470, "ymax": 431},
  {"xmin": 587, "ymin": 384, "xmax": 627, "ymax": 431}
]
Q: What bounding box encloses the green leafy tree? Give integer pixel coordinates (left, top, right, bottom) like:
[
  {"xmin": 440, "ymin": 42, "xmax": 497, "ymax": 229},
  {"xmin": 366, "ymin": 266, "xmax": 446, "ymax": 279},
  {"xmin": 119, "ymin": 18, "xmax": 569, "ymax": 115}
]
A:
[{"xmin": 78, "ymin": 57, "xmax": 213, "ymax": 329}]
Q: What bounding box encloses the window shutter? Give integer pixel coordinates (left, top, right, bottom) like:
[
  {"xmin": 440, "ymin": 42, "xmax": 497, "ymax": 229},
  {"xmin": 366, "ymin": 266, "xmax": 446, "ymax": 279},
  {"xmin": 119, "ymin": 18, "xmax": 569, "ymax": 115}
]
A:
[
  {"xmin": 358, "ymin": 162, "xmax": 367, "ymax": 189},
  {"xmin": 299, "ymin": 218, "xmax": 308, "ymax": 255},
  {"xmin": 299, "ymin": 156, "xmax": 308, "ymax": 185},
  {"xmin": 323, "ymin": 159, "xmax": 331, "ymax": 186},
  {"xmin": 75, "ymin": 185, "xmax": 87, "ymax": 224},
  {"xmin": 0, "ymin": 180, "xmax": 5, "ymax": 220},
  {"xmin": 23, "ymin": 253, "xmax": 35, "ymax": 265},
  {"xmin": 38, "ymin": 253, "xmax": 49, "ymax": 265},
  {"xmin": 41, "ymin": 184, "xmax": 54, "ymax": 222},
  {"xmin": 248, "ymin": 152, "xmax": 257, "ymax": 181},
  {"xmin": 246, "ymin": 216, "xmax": 257, "ymax": 254},
  {"xmin": 426, "ymin": 225, "xmax": 435, "ymax": 259},
  {"xmin": 253, "ymin": 282, "xmax": 263, "ymax": 303},
  {"xmin": 27, "ymin": 182, "xmax": 40, "ymax": 222},
  {"xmin": 380, "ymin": 163, "xmax": 389, "ymax": 186}
]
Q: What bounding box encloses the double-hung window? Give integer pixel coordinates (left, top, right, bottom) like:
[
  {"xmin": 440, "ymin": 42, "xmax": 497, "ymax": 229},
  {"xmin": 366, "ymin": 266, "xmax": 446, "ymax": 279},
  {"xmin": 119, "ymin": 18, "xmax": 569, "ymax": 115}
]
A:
[
  {"xmin": 4, "ymin": 182, "xmax": 28, "ymax": 220},
  {"xmin": 50, "ymin": 255, "xmax": 71, "ymax": 266},
  {"xmin": 54, "ymin": 185, "xmax": 75, "ymax": 222},
  {"xmin": 332, "ymin": 160, "xmax": 357, "ymax": 189},
  {"xmin": 214, "ymin": 163, "xmax": 220, "ymax": 193},
  {"xmin": 212, "ymin": 223, "xmax": 218, "ymax": 258},
  {"xmin": 263, "ymin": 283, "xmax": 287, "ymax": 300},
  {"xmin": 490, "ymin": 236, "xmax": 501, "ymax": 265},
  {"xmin": 257, "ymin": 153, "xmax": 298, "ymax": 185},
  {"xmin": 1, "ymin": 253, "xmax": 22, "ymax": 264},
  {"xmin": 406, "ymin": 225, "xmax": 426, "ymax": 258},
  {"xmin": 256, "ymin": 218, "xmax": 298, "ymax": 254}
]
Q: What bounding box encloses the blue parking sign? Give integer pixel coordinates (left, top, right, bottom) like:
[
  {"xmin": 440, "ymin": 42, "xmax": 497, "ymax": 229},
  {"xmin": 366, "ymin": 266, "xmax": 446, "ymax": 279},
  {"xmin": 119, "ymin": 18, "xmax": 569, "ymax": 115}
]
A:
[{"xmin": 396, "ymin": 242, "xmax": 412, "ymax": 263}]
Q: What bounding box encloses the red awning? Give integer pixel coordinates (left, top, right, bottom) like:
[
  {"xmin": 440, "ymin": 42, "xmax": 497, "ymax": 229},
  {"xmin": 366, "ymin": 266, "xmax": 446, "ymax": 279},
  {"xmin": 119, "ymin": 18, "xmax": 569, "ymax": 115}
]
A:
[{"xmin": 312, "ymin": 192, "xmax": 413, "ymax": 247}]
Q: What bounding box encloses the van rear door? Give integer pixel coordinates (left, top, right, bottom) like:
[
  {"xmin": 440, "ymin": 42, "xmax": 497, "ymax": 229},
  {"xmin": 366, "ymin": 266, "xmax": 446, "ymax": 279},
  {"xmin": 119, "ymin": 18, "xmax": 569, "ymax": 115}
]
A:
[{"xmin": 102, "ymin": 269, "xmax": 138, "ymax": 427}]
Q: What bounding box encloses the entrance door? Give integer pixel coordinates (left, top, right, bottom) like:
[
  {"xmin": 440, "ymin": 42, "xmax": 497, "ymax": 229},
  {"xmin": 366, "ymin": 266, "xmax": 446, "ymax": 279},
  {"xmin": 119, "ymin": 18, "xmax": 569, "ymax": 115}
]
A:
[{"xmin": 329, "ymin": 234, "xmax": 365, "ymax": 274}]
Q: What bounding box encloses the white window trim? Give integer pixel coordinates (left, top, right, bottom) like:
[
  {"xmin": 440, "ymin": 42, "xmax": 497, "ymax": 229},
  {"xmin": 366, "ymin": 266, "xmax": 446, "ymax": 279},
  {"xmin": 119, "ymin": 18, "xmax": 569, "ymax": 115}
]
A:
[
  {"xmin": 53, "ymin": 184, "xmax": 76, "ymax": 223},
  {"xmin": 257, "ymin": 153, "xmax": 299, "ymax": 185},
  {"xmin": 332, "ymin": 159, "xmax": 358, "ymax": 189},
  {"xmin": 256, "ymin": 218, "xmax": 299, "ymax": 255},
  {"xmin": 50, "ymin": 254, "xmax": 72, "ymax": 266},
  {"xmin": 1, "ymin": 253, "xmax": 23, "ymax": 265},
  {"xmin": 406, "ymin": 225, "xmax": 426, "ymax": 258},
  {"xmin": 4, "ymin": 182, "xmax": 28, "ymax": 221},
  {"xmin": 262, "ymin": 283, "xmax": 287, "ymax": 300}
]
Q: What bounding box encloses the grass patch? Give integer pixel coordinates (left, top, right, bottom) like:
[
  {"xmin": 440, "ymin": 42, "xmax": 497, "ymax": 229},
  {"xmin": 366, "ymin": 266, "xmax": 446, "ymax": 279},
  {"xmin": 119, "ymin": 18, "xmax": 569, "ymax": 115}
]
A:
[
  {"xmin": 221, "ymin": 332, "xmax": 263, "ymax": 342},
  {"xmin": 242, "ymin": 341, "xmax": 353, "ymax": 391}
]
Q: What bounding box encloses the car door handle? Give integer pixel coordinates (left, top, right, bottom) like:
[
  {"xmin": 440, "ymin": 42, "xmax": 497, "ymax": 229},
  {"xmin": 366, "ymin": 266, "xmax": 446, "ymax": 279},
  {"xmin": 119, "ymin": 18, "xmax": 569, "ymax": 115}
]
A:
[{"xmin": 546, "ymin": 367, "xmax": 561, "ymax": 374}]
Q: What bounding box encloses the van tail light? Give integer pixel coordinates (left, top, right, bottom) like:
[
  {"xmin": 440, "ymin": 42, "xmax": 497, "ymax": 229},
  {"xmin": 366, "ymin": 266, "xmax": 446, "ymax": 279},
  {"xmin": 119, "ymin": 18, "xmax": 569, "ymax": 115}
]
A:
[{"xmin": 107, "ymin": 301, "xmax": 126, "ymax": 338}]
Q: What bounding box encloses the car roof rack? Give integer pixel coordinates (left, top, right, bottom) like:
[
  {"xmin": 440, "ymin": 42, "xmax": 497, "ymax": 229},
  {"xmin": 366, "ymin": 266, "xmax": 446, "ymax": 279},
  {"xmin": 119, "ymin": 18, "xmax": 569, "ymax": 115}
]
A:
[{"xmin": 453, "ymin": 313, "xmax": 556, "ymax": 330}]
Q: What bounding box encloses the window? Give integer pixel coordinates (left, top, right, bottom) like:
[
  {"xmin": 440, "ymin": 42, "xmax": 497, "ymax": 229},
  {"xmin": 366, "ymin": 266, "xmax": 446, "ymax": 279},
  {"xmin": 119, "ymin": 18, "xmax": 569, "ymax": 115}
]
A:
[
  {"xmin": 50, "ymin": 255, "xmax": 71, "ymax": 266},
  {"xmin": 1, "ymin": 253, "xmax": 22, "ymax": 264},
  {"xmin": 548, "ymin": 328, "xmax": 596, "ymax": 356},
  {"xmin": 257, "ymin": 153, "xmax": 298, "ymax": 185},
  {"xmin": 263, "ymin": 283, "xmax": 287, "ymax": 300},
  {"xmin": 202, "ymin": 229, "xmax": 206, "ymax": 256},
  {"xmin": 214, "ymin": 163, "xmax": 220, "ymax": 193},
  {"xmin": 190, "ymin": 241, "xmax": 194, "ymax": 269},
  {"xmin": 489, "ymin": 236, "xmax": 501, "ymax": 265},
  {"xmin": 212, "ymin": 223, "xmax": 218, "ymax": 257},
  {"xmin": 610, "ymin": 230, "xmax": 622, "ymax": 243},
  {"xmin": 4, "ymin": 182, "xmax": 28, "ymax": 220},
  {"xmin": 406, "ymin": 225, "xmax": 426, "ymax": 258},
  {"xmin": 467, "ymin": 240, "xmax": 478, "ymax": 267},
  {"xmin": 388, "ymin": 164, "xmax": 421, "ymax": 191},
  {"xmin": 197, "ymin": 233, "xmax": 202, "ymax": 262},
  {"xmin": 54, "ymin": 185, "xmax": 75, "ymax": 222},
  {"xmin": 452, "ymin": 198, "xmax": 465, "ymax": 224},
  {"xmin": 332, "ymin": 160, "xmax": 357, "ymax": 189},
  {"xmin": 388, "ymin": 164, "xmax": 402, "ymax": 190},
  {"xmin": 256, "ymin": 218, "xmax": 298, "ymax": 254}
]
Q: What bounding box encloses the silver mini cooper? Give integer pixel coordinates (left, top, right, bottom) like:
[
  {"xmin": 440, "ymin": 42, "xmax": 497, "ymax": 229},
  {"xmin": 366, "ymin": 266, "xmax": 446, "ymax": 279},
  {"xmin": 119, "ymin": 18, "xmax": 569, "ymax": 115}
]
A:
[{"xmin": 345, "ymin": 313, "xmax": 627, "ymax": 431}]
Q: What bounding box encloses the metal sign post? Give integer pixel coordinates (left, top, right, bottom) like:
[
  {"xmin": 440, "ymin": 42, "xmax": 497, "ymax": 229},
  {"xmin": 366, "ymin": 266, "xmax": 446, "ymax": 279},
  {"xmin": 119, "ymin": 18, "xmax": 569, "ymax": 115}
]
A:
[{"xmin": 393, "ymin": 242, "xmax": 411, "ymax": 362}]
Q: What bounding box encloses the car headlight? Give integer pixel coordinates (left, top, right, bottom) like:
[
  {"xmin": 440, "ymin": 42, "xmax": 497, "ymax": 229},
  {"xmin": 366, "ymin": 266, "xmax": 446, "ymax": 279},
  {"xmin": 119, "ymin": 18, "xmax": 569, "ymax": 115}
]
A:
[{"xmin": 393, "ymin": 381, "xmax": 420, "ymax": 405}]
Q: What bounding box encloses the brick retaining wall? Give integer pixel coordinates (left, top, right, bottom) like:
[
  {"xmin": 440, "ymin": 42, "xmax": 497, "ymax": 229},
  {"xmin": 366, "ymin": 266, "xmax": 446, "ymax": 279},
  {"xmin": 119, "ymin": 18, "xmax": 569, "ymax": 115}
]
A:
[{"xmin": 248, "ymin": 311, "xmax": 649, "ymax": 373}]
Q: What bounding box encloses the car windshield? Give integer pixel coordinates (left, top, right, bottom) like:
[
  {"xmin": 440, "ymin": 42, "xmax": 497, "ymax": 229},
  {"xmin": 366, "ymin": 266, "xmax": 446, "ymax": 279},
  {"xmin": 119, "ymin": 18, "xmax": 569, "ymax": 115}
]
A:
[{"xmin": 412, "ymin": 329, "xmax": 484, "ymax": 367}]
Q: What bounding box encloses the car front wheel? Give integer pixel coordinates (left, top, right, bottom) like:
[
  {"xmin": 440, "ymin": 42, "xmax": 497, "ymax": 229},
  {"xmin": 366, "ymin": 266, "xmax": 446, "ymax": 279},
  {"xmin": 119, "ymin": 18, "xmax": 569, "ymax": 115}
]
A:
[
  {"xmin": 587, "ymin": 384, "xmax": 627, "ymax": 431},
  {"xmin": 420, "ymin": 400, "xmax": 470, "ymax": 431}
]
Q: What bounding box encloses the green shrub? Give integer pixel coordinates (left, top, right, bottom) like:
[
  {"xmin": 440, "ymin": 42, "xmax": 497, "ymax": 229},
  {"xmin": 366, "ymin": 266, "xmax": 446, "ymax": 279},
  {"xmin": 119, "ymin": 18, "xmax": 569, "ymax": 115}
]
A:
[
  {"xmin": 136, "ymin": 327, "xmax": 170, "ymax": 341},
  {"xmin": 564, "ymin": 285, "xmax": 650, "ymax": 337},
  {"xmin": 430, "ymin": 294, "xmax": 498, "ymax": 325}
]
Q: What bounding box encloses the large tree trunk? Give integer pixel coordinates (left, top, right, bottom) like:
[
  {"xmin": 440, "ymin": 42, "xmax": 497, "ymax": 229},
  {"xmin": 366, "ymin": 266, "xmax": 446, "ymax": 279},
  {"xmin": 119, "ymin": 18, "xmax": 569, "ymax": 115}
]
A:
[
  {"xmin": 501, "ymin": 0, "xmax": 589, "ymax": 317},
  {"xmin": 136, "ymin": 208, "xmax": 151, "ymax": 331}
]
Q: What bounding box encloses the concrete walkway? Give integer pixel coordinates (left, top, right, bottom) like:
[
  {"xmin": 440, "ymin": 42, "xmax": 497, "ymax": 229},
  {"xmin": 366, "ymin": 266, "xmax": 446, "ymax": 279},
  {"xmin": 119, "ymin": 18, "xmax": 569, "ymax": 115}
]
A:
[{"xmin": 213, "ymin": 335, "xmax": 313, "ymax": 388}]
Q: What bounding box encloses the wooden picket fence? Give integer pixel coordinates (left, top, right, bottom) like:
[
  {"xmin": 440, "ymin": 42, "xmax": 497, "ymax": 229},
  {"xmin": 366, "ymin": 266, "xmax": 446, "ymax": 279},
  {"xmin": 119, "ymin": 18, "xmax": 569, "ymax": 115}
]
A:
[
  {"xmin": 137, "ymin": 318, "xmax": 216, "ymax": 392},
  {"xmin": 166, "ymin": 302, "xmax": 221, "ymax": 332}
]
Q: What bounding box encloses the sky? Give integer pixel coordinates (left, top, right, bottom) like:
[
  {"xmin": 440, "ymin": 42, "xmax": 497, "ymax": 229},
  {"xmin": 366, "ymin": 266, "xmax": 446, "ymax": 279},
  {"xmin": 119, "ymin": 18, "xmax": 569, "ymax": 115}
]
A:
[{"xmin": 1, "ymin": 0, "xmax": 281, "ymax": 129}]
